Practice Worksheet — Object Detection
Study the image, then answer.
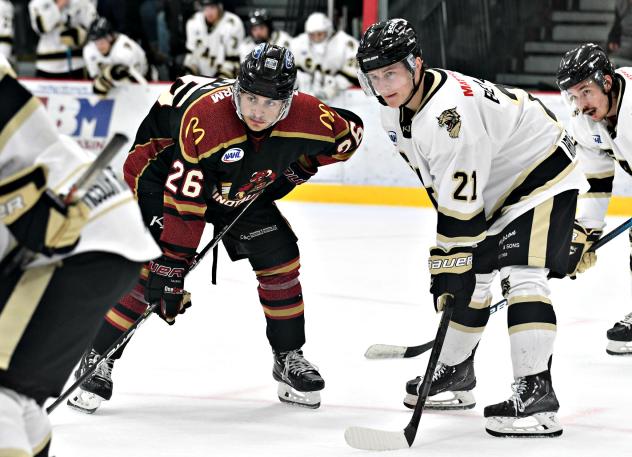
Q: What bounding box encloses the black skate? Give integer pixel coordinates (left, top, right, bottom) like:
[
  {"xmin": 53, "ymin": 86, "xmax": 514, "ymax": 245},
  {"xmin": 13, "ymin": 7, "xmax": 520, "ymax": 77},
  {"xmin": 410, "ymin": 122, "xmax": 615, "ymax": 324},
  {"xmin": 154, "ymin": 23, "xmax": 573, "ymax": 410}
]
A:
[
  {"xmin": 272, "ymin": 349, "xmax": 324, "ymax": 409},
  {"xmin": 67, "ymin": 349, "xmax": 114, "ymax": 414},
  {"xmin": 606, "ymin": 312, "xmax": 632, "ymax": 355},
  {"xmin": 484, "ymin": 370, "xmax": 562, "ymax": 438},
  {"xmin": 403, "ymin": 350, "xmax": 476, "ymax": 410}
]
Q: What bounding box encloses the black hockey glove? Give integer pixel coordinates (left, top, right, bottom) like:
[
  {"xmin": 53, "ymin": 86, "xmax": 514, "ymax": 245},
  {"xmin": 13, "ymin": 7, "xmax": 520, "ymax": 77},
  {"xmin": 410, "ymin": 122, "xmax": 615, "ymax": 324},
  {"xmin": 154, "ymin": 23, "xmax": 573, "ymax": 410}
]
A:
[
  {"xmin": 567, "ymin": 222, "xmax": 602, "ymax": 279},
  {"xmin": 428, "ymin": 246, "xmax": 476, "ymax": 312},
  {"xmin": 259, "ymin": 161, "xmax": 316, "ymax": 205},
  {"xmin": 145, "ymin": 255, "xmax": 190, "ymax": 325},
  {"xmin": 60, "ymin": 26, "xmax": 87, "ymax": 48},
  {"xmin": 0, "ymin": 165, "xmax": 89, "ymax": 256}
]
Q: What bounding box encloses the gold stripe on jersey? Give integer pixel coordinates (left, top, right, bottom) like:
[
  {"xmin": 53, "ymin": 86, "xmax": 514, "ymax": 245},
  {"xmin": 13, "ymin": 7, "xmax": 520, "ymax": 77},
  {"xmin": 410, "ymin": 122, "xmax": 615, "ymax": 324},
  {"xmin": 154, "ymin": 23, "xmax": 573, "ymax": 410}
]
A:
[
  {"xmin": 487, "ymin": 144, "xmax": 576, "ymax": 225},
  {"xmin": 528, "ymin": 198, "xmax": 553, "ymax": 267},
  {"xmin": 508, "ymin": 295, "xmax": 552, "ymax": 306},
  {"xmin": 508, "ymin": 322, "xmax": 556, "ymax": 335},
  {"xmin": 270, "ymin": 130, "xmax": 336, "ymax": 143},
  {"xmin": 0, "ymin": 264, "xmax": 56, "ymax": 370},
  {"xmin": 417, "ymin": 70, "xmax": 448, "ymax": 114},
  {"xmin": 132, "ymin": 138, "xmax": 174, "ymax": 197},
  {"xmin": 163, "ymin": 194, "xmax": 206, "ymax": 216},
  {"xmin": 195, "ymin": 135, "xmax": 247, "ymax": 162}
]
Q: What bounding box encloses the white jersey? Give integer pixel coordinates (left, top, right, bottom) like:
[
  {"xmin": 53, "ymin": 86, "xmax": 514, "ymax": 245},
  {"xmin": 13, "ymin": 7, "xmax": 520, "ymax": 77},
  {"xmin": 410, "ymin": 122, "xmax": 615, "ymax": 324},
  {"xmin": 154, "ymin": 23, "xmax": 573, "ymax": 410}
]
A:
[
  {"xmin": 290, "ymin": 30, "xmax": 359, "ymax": 100},
  {"xmin": 566, "ymin": 68, "xmax": 632, "ymax": 230},
  {"xmin": 238, "ymin": 30, "xmax": 293, "ymax": 61},
  {"xmin": 379, "ymin": 69, "xmax": 588, "ymax": 250},
  {"xmin": 0, "ymin": 62, "xmax": 160, "ymax": 266},
  {"xmin": 28, "ymin": 0, "xmax": 96, "ymax": 74},
  {"xmin": 0, "ymin": 0, "xmax": 13, "ymax": 59},
  {"xmin": 184, "ymin": 10, "xmax": 244, "ymax": 78},
  {"xmin": 83, "ymin": 33, "xmax": 148, "ymax": 79}
]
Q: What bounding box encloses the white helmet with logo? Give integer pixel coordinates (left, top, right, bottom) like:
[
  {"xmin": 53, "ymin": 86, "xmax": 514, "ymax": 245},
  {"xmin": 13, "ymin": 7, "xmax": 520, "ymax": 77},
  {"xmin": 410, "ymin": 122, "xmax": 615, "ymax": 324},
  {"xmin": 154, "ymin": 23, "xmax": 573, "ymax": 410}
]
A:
[{"xmin": 304, "ymin": 12, "xmax": 333, "ymax": 37}]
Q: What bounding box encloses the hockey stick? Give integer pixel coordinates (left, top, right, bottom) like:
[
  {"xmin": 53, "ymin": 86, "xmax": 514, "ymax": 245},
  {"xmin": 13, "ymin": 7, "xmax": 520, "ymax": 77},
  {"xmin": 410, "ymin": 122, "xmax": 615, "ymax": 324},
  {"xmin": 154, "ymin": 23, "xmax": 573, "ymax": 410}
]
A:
[
  {"xmin": 364, "ymin": 216, "xmax": 632, "ymax": 360},
  {"xmin": 1, "ymin": 133, "xmax": 129, "ymax": 276},
  {"xmin": 46, "ymin": 191, "xmax": 261, "ymax": 414},
  {"xmin": 345, "ymin": 297, "xmax": 455, "ymax": 450}
]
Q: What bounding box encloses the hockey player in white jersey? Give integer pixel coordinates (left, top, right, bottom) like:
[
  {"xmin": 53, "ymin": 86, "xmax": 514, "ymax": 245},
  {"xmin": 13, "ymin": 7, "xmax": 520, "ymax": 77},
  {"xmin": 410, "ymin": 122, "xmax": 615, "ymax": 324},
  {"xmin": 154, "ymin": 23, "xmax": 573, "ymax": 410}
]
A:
[
  {"xmin": 0, "ymin": 56, "xmax": 160, "ymax": 457},
  {"xmin": 83, "ymin": 17, "xmax": 151, "ymax": 95},
  {"xmin": 290, "ymin": 12, "xmax": 359, "ymax": 100},
  {"xmin": 0, "ymin": 0, "xmax": 13, "ymax": 60},
  {"xmin": 183, "ymin": 0, "xmax": 244, "ymax": 78},
  {"xmin": 557, "ymin": 43, "xmax": 632, "ymax": 356},
  {"xmin": 28, "ymin": 0, "xmax": 96, "ymax": 79},
  {"xmin": 238, "ymin": 9, "xmax": 292, "ymax": 61},
  {"xmin": 357, "ymin": 19, "xmax": 588, "ymax": 437}
]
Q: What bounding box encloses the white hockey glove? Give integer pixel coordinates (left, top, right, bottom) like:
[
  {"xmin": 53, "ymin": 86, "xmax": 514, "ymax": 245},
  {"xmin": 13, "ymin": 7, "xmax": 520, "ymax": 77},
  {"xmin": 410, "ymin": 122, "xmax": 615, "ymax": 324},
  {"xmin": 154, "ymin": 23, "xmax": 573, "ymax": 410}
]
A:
[{"xmin": 567, "ymin": 222, "xmax": 602, "ymax": 278}]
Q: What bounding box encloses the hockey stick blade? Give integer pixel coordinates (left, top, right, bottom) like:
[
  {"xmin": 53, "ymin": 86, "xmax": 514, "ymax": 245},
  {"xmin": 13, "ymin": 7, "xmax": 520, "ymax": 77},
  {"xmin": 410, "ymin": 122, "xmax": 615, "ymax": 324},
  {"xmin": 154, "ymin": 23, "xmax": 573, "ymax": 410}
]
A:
[
  {"xmin": 346, "ymin": 300, "xmax": 455, "ymax": 450},
  {"xmin": 344, "ymin": 426, "xmax": 410, "ymax": 451}
]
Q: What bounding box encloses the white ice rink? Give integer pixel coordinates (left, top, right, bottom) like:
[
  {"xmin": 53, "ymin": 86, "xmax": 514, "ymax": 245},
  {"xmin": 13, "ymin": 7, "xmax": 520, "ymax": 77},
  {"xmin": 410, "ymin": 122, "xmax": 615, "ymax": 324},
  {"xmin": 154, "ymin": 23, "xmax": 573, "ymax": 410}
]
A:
[{"xmin": 48, "ymin": 202, "xmax": 632, "ymax": 457}]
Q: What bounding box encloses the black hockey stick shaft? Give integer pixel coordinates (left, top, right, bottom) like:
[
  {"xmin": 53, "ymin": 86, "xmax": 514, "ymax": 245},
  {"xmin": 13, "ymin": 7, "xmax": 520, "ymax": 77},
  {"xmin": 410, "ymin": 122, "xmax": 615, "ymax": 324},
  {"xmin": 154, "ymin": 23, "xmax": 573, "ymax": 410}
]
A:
[
  {"xmin": 403, "ymin": 297, "xmax": 455, "ymax": 446},
  {"xmin": 371, "ymin": 218, "xmax": 632, "ymax": 360},
  {"xmin": 47, "ymin": 191, "xmax": 262, "ymax": 414}
]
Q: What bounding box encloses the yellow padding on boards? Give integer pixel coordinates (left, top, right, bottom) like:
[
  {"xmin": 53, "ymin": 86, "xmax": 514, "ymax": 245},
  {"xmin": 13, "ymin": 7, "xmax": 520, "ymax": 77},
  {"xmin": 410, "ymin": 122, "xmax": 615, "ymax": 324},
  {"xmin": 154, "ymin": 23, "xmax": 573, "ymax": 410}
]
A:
[{"xmin": 283, "ymin": 183, "xmax": 632, "ymax": 215}]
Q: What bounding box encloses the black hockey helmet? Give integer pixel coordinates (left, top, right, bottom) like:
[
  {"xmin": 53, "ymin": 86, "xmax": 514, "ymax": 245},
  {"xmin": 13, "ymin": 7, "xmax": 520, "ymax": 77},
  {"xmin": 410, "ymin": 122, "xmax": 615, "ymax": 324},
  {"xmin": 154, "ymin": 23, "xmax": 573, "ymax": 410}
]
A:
[
  {"xmin": 356, "ymin": 18, "xmax": 421, "ymax": 74},
  {"xmin": 199, "ymin": 0, "xmax": 222, "ymax": 6},
  {"xmin": 557, "ymin": 43, "xmax": 615, "ymax": 91},
  {"xmin": 248, "ymin": 8, "xmax": 273, "ymax": 31},
  {"xmin": 88, "ymin": 17, "xmax": 114, "ymax": 41},
  {"xmin": 234, "ymin": 44, "xmax": 297, "ymax": 124}
]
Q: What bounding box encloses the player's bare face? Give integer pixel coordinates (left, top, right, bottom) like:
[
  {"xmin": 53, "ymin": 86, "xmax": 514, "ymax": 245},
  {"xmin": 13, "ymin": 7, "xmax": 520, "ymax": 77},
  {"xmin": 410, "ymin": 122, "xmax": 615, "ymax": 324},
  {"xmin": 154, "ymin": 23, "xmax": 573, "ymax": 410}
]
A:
[
  {"xmin": 366, "ymin": 62, "xmax": 413, "ymax": 108},
  {"xmin": 204, "ymin": 6, "xmax": 220, "ymax": 24},
  {"xmin": 308, "ymin": 31, "xmax": 328, "ymax": 44},
  {"xmin": 566, "ymin": 79, "xmax": 609, "ymax": 121},
  {"xmin": 251, "ymin": 24, "xmax": 270, "ymax": 42},
  {"xmin": 239, "ymin": 91, "xmax": 284, "ymax": 131},
  {"xmin": 95, "ymin": 37, "xmax": 112, "ymax": 55}
]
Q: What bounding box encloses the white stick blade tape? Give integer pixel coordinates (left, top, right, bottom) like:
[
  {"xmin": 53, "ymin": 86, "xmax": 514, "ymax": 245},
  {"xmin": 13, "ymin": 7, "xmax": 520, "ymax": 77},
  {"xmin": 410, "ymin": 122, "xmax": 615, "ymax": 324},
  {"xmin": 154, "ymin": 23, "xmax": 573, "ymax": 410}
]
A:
[
  {"xmin": 344, "ymin": 427, "xmax": 409, "ymax": 451},
  {"xmin": 364, "ymin": 344, "xmax": 406, "ymax": 359}
]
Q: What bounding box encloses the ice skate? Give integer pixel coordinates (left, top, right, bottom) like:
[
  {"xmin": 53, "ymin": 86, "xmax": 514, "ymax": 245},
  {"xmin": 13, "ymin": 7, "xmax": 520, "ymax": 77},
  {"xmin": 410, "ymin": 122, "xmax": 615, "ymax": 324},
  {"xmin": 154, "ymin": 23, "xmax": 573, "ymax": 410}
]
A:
[
  {"xmin": 67, "ymin": 349, "xmax": 114, "ymax": 414},
  {"xmin": 606, "ymin": 312, "xmax": 632, "ymax": 355},
  {"xmin": 484, "ymin": 370, "xmax": 562, "ymax": 438},
  {"xmin": 272, "ymin": 349, "xmax": 324, "ymax": 409},
  {"xmin": 403, "ymin": 350, "xmax": 476, "ymax": 410}
]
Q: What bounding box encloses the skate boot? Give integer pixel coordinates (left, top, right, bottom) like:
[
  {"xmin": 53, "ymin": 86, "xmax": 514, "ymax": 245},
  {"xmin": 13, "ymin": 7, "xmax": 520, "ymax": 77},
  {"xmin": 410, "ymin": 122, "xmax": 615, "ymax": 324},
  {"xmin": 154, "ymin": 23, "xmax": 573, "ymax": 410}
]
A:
[
  {"xmin": 484, "ymin": 370, "xmax": 562, "ymax": 438},
  {"xmin": 403, "ymin": 350, "xmax": 476, "ymax": 410},
  {"xmin": 67, "ymin": 349, "xmax": 114, "ymax": 414},
  {"xmin": 606, "ymin": 312, "xmax": 632, "ymax": 355},
  {"xmin": 272, "ymin": 349, "xmax": 325, "ymax": 409}
]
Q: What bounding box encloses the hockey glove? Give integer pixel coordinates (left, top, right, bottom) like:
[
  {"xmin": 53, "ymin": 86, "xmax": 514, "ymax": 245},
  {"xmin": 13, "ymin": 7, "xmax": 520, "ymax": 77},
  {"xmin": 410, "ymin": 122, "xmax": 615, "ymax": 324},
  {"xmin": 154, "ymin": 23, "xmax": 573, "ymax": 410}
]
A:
[
  {"xmin": 60, "ymin": 26, "xmax": 87, "ymax": 48},
  {"xmin": 145, "ymin": 255, "xmax": 190, "ymax": 325},
  {"xmin": 567, "ymin": 222, "xmax": 602, "ymax": 278},
  {"xmin": 259, "ymin": 161, "xmax": 317, "ymax": 205},
  {"xmin": 0, "ymin": 165, "xmax": 89, "ymax": 256},
  {"xmin": 428, "ymin": 246, "xmax": 476, "ymax": 312}
]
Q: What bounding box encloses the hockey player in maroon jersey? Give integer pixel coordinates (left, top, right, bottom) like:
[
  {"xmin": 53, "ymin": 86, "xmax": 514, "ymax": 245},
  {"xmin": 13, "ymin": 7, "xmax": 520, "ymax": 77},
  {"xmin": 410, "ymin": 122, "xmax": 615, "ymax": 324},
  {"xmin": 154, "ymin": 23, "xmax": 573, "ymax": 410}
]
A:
[{"xmin": 68, "ymin": 43, "xmax": 364, "ymax": 413}]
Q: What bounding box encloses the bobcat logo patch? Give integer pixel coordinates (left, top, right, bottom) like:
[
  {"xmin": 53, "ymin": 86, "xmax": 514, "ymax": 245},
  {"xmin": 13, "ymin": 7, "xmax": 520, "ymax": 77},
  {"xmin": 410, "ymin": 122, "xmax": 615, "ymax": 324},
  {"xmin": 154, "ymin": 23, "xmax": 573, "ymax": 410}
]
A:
[{"xmin": 437, "ymin": 107, "xmax": 461, "ymax": 138}]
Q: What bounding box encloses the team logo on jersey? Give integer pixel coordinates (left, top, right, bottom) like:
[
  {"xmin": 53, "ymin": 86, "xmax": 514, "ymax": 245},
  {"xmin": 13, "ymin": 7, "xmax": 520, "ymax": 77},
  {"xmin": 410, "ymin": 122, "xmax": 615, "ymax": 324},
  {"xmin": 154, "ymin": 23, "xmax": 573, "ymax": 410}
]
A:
[
  {"xmin": 593, "ymin": 134, "xmax": 602, "ymax": 144},
  {"xmin": 437, "ymin": 107, "xmax": 461, "ymax": 138},
  {"xmin": 253, "ymin": 43, "xmax": 265, "ymax": 59},
  {"xmin": 388, "ymin": 131, "xmax": 397, "ymax": 144},
  {"xmin": 221, "ymin": 148, "xmax": 245, "ymax": 163},
  {"xmin": 284, "ymin": 51, "xmax": 295, "ymax": 70}
]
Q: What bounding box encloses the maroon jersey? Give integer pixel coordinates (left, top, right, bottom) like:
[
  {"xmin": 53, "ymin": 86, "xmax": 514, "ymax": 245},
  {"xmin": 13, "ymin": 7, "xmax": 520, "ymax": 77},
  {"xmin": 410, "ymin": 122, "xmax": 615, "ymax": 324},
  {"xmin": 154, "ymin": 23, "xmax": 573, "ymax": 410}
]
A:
[{"xmin": 124, "ymin": 76, "xmax": 363, "ymax": 261}]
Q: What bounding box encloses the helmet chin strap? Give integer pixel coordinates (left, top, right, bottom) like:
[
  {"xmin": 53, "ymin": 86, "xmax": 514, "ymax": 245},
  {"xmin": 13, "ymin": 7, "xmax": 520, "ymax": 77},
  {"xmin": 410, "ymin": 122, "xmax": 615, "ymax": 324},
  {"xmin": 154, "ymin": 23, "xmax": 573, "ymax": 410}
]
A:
[{"xmin": 400, "ymin": 67, "xmax": 424, "ymax": 108}]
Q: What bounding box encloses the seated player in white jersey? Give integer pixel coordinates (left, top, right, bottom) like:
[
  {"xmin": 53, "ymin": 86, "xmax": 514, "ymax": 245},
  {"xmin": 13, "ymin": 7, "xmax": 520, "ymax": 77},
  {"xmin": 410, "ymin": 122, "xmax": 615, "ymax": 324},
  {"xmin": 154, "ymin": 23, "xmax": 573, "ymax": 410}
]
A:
[
  {"xmin": 557, "ymin": 43, "xmax": 632, "ymax": 356},
  {"xmin": 238, "ymin": 8, "xmax": 292, "ymax": 62},
  {"xmin": 0, "ymin": 56, "xmax": 160, "ymax": 457},
  {"xmin": 356, "ymin": 19, "xmax": 588, "ymax": 437},
  {"xmin": 83, "ymin": 17, "xmax": 151, "ymax": 95}
]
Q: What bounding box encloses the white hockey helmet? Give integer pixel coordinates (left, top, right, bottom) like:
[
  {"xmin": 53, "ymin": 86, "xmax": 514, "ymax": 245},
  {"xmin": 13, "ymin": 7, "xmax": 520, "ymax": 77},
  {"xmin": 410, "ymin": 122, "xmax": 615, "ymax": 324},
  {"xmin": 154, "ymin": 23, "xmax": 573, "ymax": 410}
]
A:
[{"xmin": 304, "ymin": 12, "xmax": 333, "ymax": 37}]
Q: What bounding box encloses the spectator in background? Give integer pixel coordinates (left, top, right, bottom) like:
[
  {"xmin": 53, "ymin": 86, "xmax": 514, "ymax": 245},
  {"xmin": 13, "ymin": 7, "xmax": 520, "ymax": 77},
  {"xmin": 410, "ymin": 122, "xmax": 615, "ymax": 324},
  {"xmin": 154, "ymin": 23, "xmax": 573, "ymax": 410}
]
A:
[
  {"xmin": 0, "ymin": 0, "xmax": 13, "ymax": 61},
  {"xmin": 290, "ymin": 12, "xmax": 359, "ymax": 101},
  {"xmin": 608, "ymin": 0, "xmax": 632, "ymax": 66},
  {"xmin": 28, "ymin": 0, "xmax": 96, "ymax": 79},
  {"xmin": 83, "ymin": 17, "xmax": 152, "ymax": 95},
  {"xmin": 184, "ymin": 0, "xmax": 244, "ymax": 77},
  {"xmin": 238, "ymin": 9, "xmax": 292, "ymax": 61}
]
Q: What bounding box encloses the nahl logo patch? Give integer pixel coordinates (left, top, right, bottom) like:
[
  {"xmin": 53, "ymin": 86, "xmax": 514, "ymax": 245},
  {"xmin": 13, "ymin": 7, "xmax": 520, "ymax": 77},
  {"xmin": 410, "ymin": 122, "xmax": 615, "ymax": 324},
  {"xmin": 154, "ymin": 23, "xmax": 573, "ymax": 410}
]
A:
[
  {"xmin": 221, "ymin": 148, "xmax": 244, "ymax": 163},
  {"xmin": 437, "ymin": 107, "xmax": 461, "ymax": 138}
]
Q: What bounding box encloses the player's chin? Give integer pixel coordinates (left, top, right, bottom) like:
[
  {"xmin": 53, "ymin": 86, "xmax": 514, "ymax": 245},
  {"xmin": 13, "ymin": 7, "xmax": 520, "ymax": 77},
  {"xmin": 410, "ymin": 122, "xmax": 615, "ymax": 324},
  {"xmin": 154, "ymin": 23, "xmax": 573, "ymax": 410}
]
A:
[{"xmin": 382, "ymin": 93, "xmax": 402, "ymax": 108}]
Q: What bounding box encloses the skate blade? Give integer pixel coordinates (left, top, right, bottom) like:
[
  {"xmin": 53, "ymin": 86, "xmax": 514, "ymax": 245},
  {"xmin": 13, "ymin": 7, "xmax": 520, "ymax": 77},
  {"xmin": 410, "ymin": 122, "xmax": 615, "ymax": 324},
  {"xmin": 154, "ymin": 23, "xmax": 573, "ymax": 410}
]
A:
[
  {"xmin": 66, "ymin": 390, "xmax": 104, "ymax": 414},
  {"xmin": 277, "ymin": 382, "xmax": 321, "ymax": 409},
  {"xmin": 403, "ymin": 390, "xmax": 476, "ymax": 411},
  {"xmin": 485, "ymin": 412, "xmax": 563, "ymax": 438},
  {"xmin": 606, "ymin": 340, "xmax": 632, "ymax": 356}
]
